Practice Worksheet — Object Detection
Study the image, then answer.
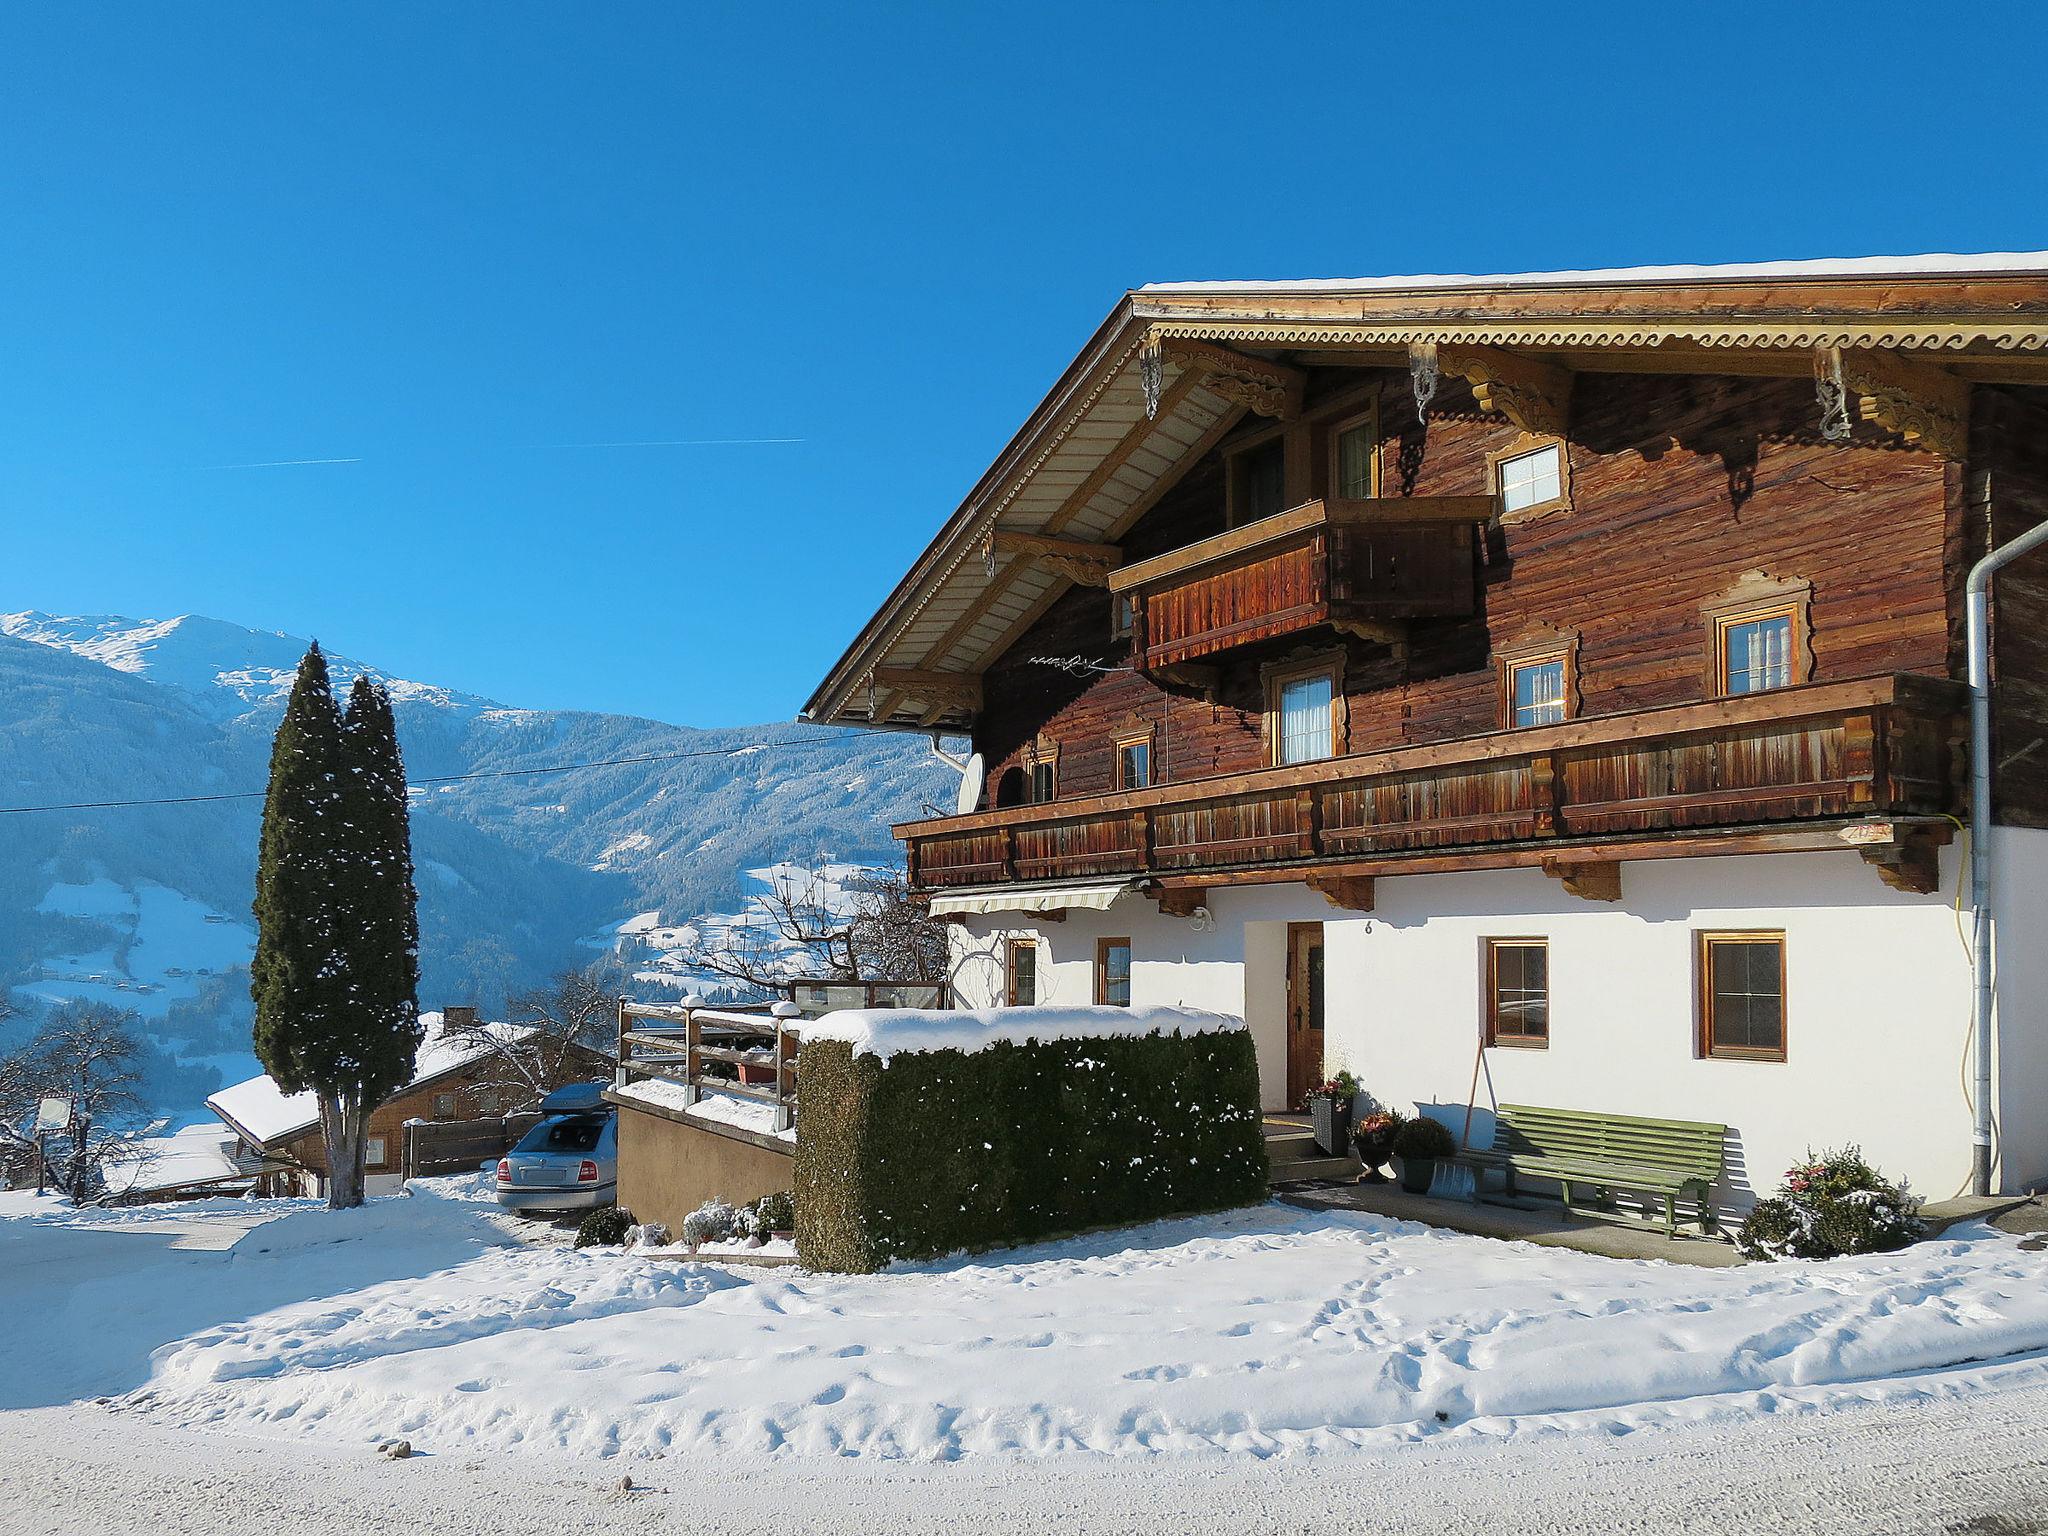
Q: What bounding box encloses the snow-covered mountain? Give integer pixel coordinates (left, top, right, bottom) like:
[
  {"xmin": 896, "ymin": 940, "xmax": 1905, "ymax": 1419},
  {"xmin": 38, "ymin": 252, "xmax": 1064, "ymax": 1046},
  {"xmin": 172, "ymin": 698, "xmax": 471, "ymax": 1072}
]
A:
[{"xmin": 0, "ymin": 611, "xmax": 952, "ymax": 1114}]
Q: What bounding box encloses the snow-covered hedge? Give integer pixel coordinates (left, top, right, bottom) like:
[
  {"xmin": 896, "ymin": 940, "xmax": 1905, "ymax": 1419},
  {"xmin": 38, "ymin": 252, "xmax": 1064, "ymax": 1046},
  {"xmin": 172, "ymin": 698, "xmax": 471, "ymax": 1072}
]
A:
[{"xmin": 792, "ymin": 1006, "xmax": 1266, "ymax": 1273}]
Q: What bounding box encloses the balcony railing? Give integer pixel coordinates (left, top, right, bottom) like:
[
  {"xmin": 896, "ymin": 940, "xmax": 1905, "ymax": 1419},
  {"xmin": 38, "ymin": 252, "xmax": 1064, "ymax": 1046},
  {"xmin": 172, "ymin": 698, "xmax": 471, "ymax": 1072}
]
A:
[
  {"xmin": 900, "ymin": 675, "xmax": 1963, "ymax": 892},
  {"xmin": 1106, "ymin": 496, "xmax": 1493, "ymax": 670}
]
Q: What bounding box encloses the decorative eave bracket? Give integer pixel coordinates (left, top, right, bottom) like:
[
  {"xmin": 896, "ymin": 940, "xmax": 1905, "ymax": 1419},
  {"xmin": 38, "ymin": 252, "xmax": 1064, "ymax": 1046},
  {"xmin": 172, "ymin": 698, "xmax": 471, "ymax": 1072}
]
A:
[
  {"xmin": 870, "ymin": 667, "xmax": 982, "ymax": 717},
  {"xmin": 1427, "ymin": 343, "xmax": 1574, "ymax": 437},
  {"xmin": 991, "ymin": 530, "xmax": 1121, "ymax": 588},
  {"xmin": 1151, "ymin": 335, "xmax": 1304, "ymax": 421},
  {"xmin": 1541, "ymin": 858, "xmax": 1622, "ymax": 903},
  {"xmin": 1307, "ymin": 873, "xmax": 1375, "ymax": 913},
  {"xmin": 1826, "ymin": 347, "xmax": 1972, "ymax": 459}
]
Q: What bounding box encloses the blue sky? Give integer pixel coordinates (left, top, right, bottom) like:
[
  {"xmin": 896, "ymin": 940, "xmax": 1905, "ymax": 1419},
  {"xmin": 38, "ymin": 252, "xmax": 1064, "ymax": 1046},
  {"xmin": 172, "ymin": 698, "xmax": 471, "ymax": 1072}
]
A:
[{"xmin": 3, "ymin": 2, "xmax": 2044, "ymax": 727}]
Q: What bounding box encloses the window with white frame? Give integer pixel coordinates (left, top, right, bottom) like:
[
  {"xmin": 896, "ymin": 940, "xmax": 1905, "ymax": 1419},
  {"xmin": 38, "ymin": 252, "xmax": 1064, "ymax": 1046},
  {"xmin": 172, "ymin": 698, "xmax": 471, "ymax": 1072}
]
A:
[
  {"xmin": 365, "ymin": 1136, "xmax": 387, "ymax": 1167},
  {"xmin": 1497, "ymin": 442, "xmax": 1563, "ymax": 514},
  {"xmin": 1276, "ymin": 671, "xmax": 1335, "ymax": 765}
]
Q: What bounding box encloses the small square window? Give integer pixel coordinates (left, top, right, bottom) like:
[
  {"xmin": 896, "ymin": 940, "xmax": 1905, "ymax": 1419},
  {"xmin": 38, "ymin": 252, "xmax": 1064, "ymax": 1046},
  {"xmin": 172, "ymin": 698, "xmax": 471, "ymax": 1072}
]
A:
[
  {"xmin": 433, "ymin": 1092, "xmax": 456, "ymax": 1119},
  {"xmin": 1507, "ymin": 657, "xmax": 1568, "ymax": 728},
  {"xmin": 1276, "ymin": 672, "xmax": 1335, "ymax": 765},
  {"xmin": 1116, "ymin": 738, "xmax": 1150, "ymax": 790},
  {"xmin": 1498, "ymin": 443, "xmax": 1563, "ymax": 514},
  {"xmin": 365, "ymin": 1136, "xmax": 387, "ymax": 1167},
  {"xmin": 1699, "ymin": 932, "xmax": 1786, "ymax": 1061},
  {"xmin": 1096, "ymin": 938, "xmax": 1132, "ymax": 1007},
  {"xmin": 1333, "ymin": 416, "xmax": 1376, "ymax": 499},
  {"xmin": 1006, "ymin": 940, "xmax": 1038, "ymax": 1006},
  {"xmin": 1719, "ymin": 611, "xmax": 1794, "ymax": 695},
  {"xmin": 1486, "ymin": 939, "xmax": 1549, "ymax": 1047}
]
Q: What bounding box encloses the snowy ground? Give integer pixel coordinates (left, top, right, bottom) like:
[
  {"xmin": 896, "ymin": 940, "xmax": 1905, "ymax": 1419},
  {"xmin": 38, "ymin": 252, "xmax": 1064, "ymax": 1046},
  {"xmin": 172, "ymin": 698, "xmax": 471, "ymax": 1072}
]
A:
[{"xmin": 3, "ymin": 1180, "xmax": 2046, "ymax": 1531}]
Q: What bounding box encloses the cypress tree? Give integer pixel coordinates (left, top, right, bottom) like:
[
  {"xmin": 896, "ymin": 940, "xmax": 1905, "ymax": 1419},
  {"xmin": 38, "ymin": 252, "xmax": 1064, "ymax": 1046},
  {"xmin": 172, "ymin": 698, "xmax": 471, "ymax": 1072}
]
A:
[{"xmin": 338, "ymin": 674, "xmax": 423, "ymax": 1117}]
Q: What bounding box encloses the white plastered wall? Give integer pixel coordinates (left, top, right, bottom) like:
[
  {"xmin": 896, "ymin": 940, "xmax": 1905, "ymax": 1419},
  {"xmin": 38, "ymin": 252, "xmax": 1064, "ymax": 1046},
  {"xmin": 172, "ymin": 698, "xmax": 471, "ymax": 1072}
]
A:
[
  {"xmin": 948, "ymin": 842, "xmax": 2011, "ymax": 1203},
  {"xmin": 1991, "ymin": 825, "xmax": 2048, "ymax": 1193}
]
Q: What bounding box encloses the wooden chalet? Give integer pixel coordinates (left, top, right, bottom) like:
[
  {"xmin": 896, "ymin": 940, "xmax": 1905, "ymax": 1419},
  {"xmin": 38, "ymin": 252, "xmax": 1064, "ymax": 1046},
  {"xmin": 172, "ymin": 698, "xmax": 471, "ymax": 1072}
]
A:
[{"xmin": 804, "ymin": 254, "xmax": 2048, "ymax": 1207}]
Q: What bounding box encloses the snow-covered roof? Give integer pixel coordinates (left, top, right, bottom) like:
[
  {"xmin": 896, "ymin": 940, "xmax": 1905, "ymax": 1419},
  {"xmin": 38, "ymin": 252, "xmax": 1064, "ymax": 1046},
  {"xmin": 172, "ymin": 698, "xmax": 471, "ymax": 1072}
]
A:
[
  {"xmin": 1138, "ymin": 250, "xmax": 2048, "ymax": 296},
  {"xmin": 207, "ymin": 1012, "xmax": 524, "ymax": 1148},
  {"xmin": 796, "ymin": 1004, "xmax": 1246, "ymax": 1066},
  {"xmin": 104, "ymin": 1121, "xmax": 249, "ymax": 1196}
]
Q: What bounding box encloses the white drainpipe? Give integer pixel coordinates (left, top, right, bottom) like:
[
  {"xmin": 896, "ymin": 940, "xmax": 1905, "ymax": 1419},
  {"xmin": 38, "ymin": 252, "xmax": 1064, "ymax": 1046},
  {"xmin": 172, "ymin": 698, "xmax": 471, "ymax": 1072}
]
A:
[{"xmin": 1966, "ymin": 515, "xmax": 2048, "ymax": 1196}]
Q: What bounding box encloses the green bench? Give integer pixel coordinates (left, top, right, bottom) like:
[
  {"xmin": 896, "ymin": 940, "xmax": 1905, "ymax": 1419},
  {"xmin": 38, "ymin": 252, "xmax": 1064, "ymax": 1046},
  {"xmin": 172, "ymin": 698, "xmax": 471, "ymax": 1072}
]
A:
[{"xmin": 1471, "ymin": 1103, "xmax": 1726, "ymax": 1238}]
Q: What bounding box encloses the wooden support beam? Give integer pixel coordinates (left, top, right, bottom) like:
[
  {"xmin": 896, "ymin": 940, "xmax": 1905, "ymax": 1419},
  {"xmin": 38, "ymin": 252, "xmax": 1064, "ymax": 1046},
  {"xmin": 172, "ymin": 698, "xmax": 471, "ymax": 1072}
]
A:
[
  {"xmin": 1857, "ymin": 825, "xmax": 1944, "ymax": 894},
  {"xmin": 871, "ymin": 667, "xmax": 982, "ymax": 712},
  {"xmin": 1541, "ymin": 858, "xmax": 1622, "ymax": 902},
  {"xmin": 1307, "ymin": 873, "xmax": 1375, "ymax": 913},
  {"xmin": 1832, "ymin": 348, "xmax": 1972, "ymax": 459},
  {"xmin": 1153, "ymin": 884, "xmax": 1210, "ymax": 917},
  {"xmin": 1161, "ymin": 337, "xmax": 1305, "ymax": 421},
  {"xmin": 991, "ymin": 530, "xmax": 1122, "ymax": 587},
  {"xmin": 1436, "ymin": 344, "xmax": 1574, "ymax": 437},
  {"xmin": 1021, "ymin": 908, "xmax": 1068, "ymax": 923}
]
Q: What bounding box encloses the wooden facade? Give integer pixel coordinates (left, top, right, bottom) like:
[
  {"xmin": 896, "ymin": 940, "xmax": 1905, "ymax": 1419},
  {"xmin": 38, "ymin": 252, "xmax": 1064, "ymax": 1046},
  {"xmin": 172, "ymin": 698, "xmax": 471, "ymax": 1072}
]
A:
[{"xmin": 804, "ymin": 262, "xmax": 2048, "ymax": 904}]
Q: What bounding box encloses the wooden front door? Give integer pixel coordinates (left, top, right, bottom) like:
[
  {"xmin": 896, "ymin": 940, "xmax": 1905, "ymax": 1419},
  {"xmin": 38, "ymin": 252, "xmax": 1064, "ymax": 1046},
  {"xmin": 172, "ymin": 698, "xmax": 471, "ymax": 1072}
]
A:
[{"xmin": 1286, "ymin": 921, "xmax": 1325, "ymax": 1109}]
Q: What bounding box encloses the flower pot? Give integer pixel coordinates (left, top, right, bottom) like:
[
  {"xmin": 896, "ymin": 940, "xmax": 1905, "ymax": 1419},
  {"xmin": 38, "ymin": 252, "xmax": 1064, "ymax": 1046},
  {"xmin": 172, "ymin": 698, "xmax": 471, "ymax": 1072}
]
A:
[
  {"xmin": 1311, "ymin": 1095, "xmax": 1354, "ymax": 1157},
  {"xmin": 1354, "ymin": 1132, "xmax": 1396, "ymax": 1184},
  {"xmin": 1398, "ymin": 1155, "xmax": 1437, "ymax": 1195}
]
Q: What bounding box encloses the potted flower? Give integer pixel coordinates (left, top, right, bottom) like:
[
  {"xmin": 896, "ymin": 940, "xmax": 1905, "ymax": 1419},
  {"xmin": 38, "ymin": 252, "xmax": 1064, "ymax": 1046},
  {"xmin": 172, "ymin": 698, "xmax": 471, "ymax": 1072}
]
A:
[
  {"xmin": 1351, "ymin": 1105, "xmax": 1407, "ymax": 1184},
  {"xmin": 1305, "ymin": 1071, "xmax": 1361, "ymax": 1156},
  {"xmin": 1392, "ymin": 1115, "xmax": 1457, "ymax": 1194}
]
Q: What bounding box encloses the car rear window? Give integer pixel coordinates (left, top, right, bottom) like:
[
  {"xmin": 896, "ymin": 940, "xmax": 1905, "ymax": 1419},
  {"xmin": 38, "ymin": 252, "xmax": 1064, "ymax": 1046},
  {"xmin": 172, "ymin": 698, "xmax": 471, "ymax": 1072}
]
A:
[{"xmin": 515, "ymin": 1115, "xmax": 607, "ymax": 1154}]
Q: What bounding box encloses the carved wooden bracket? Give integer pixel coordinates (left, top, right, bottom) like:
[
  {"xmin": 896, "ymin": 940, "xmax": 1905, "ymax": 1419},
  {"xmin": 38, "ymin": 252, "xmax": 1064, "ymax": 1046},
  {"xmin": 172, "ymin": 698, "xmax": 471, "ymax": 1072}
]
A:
[
  {"xmin": 1830, "ymin": 347, "xmax": 1972, "ymax": 459},
  {"xmin": 1541, "ymin": 858, "xmax": 1622, "ymax": 902},
  {"xmin": 1307, "ymin": 873, "xmax": 1375, "ymax": 912},
  {"xmin": 1851, "ymin": 823, "xmax": 1946, "ymax": 895},
  {"xmin": 992, "ymin": 530, "xmax": 1122, "ymax": 588},
  {"xmin": 1020, "ymin": 907, "xmax": 1068, "ymax": 923},
  {"xmin": 1161, "ymin": 337, "xmax": 1304, "ymax": 421},
  {"xmin": 871, "ymin": 667, "xmax": 982, "ymax": 713},
  {"xmin": 1153, "ymin": 660, "xmax": 1222, "ymax": 699},
  {"xmin": 1437, "ymin": 345, "xmax": 1574, "ymax": 437},
  {"xmin": 1152, "ymin": 884, "xmax": 1209, "ymax": 917}
]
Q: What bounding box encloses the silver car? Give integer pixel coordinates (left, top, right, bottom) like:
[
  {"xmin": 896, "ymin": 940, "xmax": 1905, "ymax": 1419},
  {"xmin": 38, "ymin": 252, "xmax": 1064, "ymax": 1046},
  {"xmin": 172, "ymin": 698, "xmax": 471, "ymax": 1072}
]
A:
[{"xmin": 495, "ymin": 1085, "xmax": 618, "ymax": 1212}]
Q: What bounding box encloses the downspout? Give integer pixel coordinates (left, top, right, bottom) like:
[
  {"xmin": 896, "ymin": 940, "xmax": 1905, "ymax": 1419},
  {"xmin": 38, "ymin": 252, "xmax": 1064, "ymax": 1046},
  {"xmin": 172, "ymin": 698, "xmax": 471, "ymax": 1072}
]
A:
[{"xmin": 1966, "ymin": 513, "xmax": 2048, "ymax": 1195}]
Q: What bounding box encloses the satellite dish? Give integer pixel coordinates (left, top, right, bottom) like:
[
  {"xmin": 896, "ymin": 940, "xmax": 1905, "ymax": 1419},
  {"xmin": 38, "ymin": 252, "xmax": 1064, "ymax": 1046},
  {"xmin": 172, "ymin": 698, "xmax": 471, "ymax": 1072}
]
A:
[{"xmin": 955, "ymin": 753, "xmax": 987, "ymax": 816}]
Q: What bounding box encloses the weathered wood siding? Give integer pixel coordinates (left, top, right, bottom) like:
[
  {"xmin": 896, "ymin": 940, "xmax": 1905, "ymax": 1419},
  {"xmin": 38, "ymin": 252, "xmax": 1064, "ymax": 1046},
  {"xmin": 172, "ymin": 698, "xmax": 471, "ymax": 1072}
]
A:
[
  {"xmin": 1976, "ymin": 386, "xmax": 2048, "ymax": 827},
  {"xmin": 976, "ymin": 370, "xmax": 1961, "ymax": 804}
]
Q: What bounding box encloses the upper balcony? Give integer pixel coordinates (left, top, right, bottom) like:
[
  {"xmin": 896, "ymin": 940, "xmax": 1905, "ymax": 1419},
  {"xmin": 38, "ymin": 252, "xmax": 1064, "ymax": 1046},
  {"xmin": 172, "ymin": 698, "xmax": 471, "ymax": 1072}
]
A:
[
  {"xmin": 1107, "ymin": 496, "xmax": 1495, "ymax": 672},
  {"xmin": 899, "ymin": 674, "xmax": 1965, "ymax": 906}
]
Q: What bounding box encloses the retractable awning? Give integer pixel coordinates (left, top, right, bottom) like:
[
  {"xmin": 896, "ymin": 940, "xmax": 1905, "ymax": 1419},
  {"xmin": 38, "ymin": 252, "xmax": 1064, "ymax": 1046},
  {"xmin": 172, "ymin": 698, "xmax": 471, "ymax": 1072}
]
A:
[{"xmin": 927, "ymin": 879, "xmax": 1135, "ymax": 917}]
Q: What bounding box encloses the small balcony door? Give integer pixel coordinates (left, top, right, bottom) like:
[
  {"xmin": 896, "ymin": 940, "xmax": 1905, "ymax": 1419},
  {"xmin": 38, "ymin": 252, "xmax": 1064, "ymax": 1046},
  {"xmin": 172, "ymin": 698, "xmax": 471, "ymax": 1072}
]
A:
[{"xmin": 1286, "ymin": 921, "xmax": 1325, "ymax": 1109}]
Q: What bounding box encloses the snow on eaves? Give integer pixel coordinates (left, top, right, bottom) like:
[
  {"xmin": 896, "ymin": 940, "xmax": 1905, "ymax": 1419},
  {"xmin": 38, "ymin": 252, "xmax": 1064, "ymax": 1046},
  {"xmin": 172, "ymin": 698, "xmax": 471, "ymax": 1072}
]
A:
[
  {"xmin": 1137, "ymin": 250, "xmax": 2048, "ymax": 296},
  {"xmin": 795, "ymin": 1004, "xmax": 1246, "ymax": 1065}
]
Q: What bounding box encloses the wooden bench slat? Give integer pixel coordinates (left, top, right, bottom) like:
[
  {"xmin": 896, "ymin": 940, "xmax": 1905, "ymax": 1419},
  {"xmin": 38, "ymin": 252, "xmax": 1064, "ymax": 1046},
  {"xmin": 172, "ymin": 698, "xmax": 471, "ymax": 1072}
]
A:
[{"xmin": 1486, "ymin": 1102, "xmax": 1727, "ymax": 1238}]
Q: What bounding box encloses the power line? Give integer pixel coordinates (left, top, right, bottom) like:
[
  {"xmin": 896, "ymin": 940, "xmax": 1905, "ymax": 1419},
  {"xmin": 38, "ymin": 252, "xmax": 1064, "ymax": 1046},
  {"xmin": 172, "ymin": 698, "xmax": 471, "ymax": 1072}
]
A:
[{"xmin": 0, "ymin": 728, "xmax": 907, "ymax": 818}]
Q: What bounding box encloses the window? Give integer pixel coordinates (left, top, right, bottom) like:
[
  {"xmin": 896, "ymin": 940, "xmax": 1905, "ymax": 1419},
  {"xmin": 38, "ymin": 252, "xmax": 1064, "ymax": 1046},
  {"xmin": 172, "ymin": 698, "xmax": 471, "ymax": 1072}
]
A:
[
  {"xmin": 1116, "ymin": 735, "xmax": 1151, "ymax": 790},
  {"xmin": 1486, "ymin": 939, "xmax": 1549, "ymax": 1046},
  {"xmin": 1031, "ymin": 760, "xmax": 1055, "ymax": 803},
  {"xmin": 1698, "ymin": 931, "xmax": 1786, "ymax": 1061},
  {"xmin": 1717, "ymin": 610, "xmax": 1795, "ymax": 695},
  {"xmin": 476, "ymin": 1088, "xmax": 500, "ymax": 1115},
  {"xmin": 1096, "ymin": 938, "xmax": 1132, "ymax": 1007},
  {"xmin": 1276, "ymin": 671, "xmax": 1335, "ymax": 765},
  {"xmin": 1005, "ymin": 939, "xmax": 1038, "ymax": 1006},
  {"xmin": 1228, "ymin": 437, "xmax": 1286, "ymax": 527},
  {"xmin": 1331, "ymin": 410, "xmax": 1377, "ymax": 499},
  {"xmin": 1497, "ymin": 443, "xmax": 1563, "ymax": 514},
  {"xmin": 1110, "ymin": 593, "xmax": 1136, "ymax": 641},
  {"xmin": 1506, "ymin": 656, "xmax": 1568, "ymax": 727},
  {"xmin": 433, "ymin": 1092, "xmax": 456, "ymax": 1118},
  {"xmin": 364, "ymin": 1136, "xmax": 387, "ymax": 1167}
]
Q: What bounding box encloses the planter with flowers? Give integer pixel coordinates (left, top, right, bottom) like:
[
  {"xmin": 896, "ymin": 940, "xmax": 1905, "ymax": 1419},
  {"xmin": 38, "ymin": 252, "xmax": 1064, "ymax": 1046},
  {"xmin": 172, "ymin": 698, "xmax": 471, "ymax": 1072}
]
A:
[
  {"xmin": 1305, "ymin": 1071, "xmax": 1361, "ymax": 1156},
  {"xmin": 1351, "ymin": 1105, "xmax": 1407, "ymax": 1184}
]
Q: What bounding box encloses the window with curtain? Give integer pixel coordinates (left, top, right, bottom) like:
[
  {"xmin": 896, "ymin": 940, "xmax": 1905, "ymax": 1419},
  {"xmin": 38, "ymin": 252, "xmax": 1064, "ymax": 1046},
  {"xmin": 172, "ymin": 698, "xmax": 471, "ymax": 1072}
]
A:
[
  {"xmin": 1334, "ymin": 418, "xmax": 1375, "ymax": 499},
  {"xmin": 1096, "ymin": 938, "xmax": 1131, "ymax": 1007},
  {"xmin": 1276, "ymin": 671, "xmax": 1335, "ymax": 764},
  {"xmin": 1486, "ymin": 939, "xmax": 1549, "ymax": 1046},
  {"xmin": 1508, "ymin": 657, "xmax": 1568, "ymax": 727},
  {"xmin": 1116, "ymin": 738, "xmax": 1150, "ymax": 789},
  {"xmin": 1719, "ymin": 611, "xmax": 1794, "ymax": 695}
]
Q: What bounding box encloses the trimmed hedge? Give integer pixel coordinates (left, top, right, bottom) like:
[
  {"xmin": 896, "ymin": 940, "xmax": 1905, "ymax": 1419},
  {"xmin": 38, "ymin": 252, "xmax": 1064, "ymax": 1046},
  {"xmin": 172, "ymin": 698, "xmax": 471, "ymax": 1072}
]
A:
[{"xmin": 794, "ymin": 1028, "xmax": 1268, "ymax": 1273}]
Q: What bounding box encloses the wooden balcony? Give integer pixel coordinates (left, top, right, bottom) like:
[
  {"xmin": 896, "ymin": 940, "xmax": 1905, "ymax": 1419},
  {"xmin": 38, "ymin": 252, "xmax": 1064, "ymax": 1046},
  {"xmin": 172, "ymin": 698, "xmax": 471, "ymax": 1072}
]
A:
[
  {"xmin": 1106, "ymin": 496, "xmax": 1494, "ymax": 670},
  {"xmin": 899, "ymin": 675, "xmax": 1965, "ymax": 900}
]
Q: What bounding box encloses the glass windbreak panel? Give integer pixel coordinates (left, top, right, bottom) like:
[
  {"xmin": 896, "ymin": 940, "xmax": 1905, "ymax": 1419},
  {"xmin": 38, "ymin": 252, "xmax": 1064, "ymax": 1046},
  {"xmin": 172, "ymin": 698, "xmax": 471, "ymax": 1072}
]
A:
[
  {"xmin": 1119, "ymin": 740, "xmax": 1150, "ymax": 789},
  {"xmin": 1498, "ymin": 444, "xmax": 1562, "ymax": 513},
  {"xmin": 1335, "ymin": 422, "xmax": 1375, "ymax": 498},
  {"xmin": 1278, "ymin": 673, "xmax": 1335, "ymax": 764},
  {"xmin": 1722, "ymin": 613, "xmax": 1793, "ymax": 694},
  {"xmin": 1708, "ymin": 938, "xmax": 1784, "ymax": 1055},
  {"xmin": 1101, "ymin": 942, "xmax": 1131, "ymax": 1007},
  {"xmin": 1511, "ymin": 658, "xmax": 1567, "ymax": 727},
  {"xmin": 1491, "ymin": 941, "xmax": 1549, "ymax": 1041}
]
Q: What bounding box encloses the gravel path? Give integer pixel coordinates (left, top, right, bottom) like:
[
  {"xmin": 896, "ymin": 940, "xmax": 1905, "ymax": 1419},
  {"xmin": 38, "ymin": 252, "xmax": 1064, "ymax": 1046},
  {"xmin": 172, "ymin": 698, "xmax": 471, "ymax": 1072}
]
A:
[{"xmin": 4, "ymin": 1364, "xmax": 2047, "ymax": 1535}]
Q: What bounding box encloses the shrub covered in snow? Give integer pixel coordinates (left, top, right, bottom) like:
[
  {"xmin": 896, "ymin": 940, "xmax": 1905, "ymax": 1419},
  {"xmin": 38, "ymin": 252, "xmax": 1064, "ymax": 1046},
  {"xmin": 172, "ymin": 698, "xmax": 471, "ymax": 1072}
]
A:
[
  {"xmin": 574, "ymin": 1205, "xmax": 634, "ymax": 1248},
  {"xmin": 682, "ymin": 1198, "xmax": 738, "ymax": 1247},
  {"xmin": 794, "ymin": 1023, "xmax": 1266, "ymax": 1273},
  {"xmin": 1737, "ymin": 1147, "xmax": 1924, "ymax": 1261},
  {"xmin": 753, "ymin": 1190, "xmax": 795, "ymax": 1233}
]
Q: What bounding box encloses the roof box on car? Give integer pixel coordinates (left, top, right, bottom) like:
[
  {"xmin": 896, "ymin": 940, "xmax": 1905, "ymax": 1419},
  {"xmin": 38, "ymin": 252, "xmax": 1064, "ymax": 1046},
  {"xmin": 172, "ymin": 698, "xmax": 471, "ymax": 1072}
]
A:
[{"xmin": 539, "ymin": 1080, "xmax": 610, "ymax": 1115}]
